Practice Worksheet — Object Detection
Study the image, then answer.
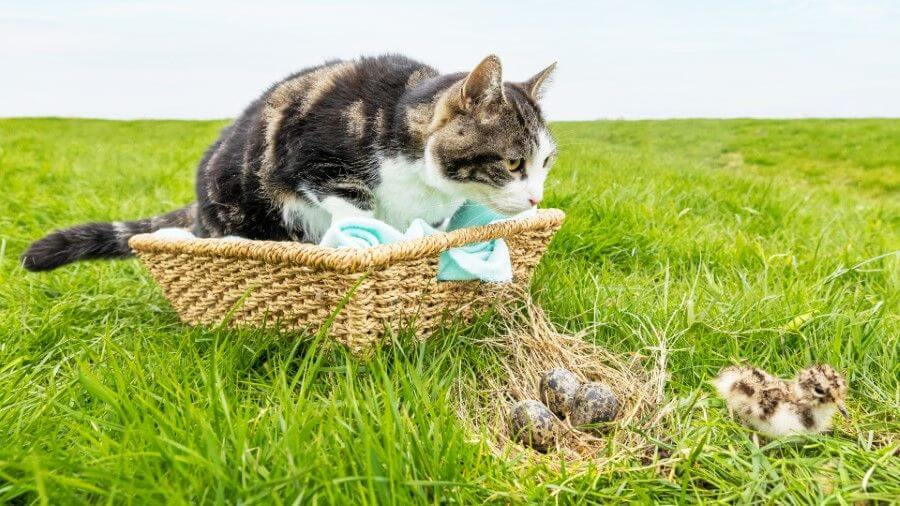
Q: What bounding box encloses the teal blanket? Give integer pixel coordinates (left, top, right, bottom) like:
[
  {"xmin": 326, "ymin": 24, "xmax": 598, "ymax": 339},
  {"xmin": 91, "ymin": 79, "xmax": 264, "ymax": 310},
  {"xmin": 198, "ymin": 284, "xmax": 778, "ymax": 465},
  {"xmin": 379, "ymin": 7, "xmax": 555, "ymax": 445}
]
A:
[{"xmin": 319, "ymin": 202, "xmax": 534, "ymax": 282}]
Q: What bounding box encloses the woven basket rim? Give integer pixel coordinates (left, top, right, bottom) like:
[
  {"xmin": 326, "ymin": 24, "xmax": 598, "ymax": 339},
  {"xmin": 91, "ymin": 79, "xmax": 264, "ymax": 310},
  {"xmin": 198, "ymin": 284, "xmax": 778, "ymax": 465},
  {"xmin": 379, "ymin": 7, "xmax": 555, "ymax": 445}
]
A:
[{"xmin": 129, "ymin": 208, "xmax": 564, "ymax": 272}]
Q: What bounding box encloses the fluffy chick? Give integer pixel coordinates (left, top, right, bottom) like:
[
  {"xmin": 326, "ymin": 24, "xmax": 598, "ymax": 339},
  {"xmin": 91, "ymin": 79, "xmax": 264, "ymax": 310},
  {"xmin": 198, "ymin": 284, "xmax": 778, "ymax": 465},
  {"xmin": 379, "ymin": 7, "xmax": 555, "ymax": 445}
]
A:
[{"xmin": 712, "ymin": 364, "xmax": 848, "ymax": 438}]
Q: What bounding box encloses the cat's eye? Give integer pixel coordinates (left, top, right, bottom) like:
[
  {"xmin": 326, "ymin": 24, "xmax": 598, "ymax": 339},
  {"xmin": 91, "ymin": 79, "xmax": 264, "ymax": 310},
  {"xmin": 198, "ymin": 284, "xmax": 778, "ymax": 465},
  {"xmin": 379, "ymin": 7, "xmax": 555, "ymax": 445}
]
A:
[{"xmin": 504, "ymin": 158, "xmax": 525, "ymax": 172}]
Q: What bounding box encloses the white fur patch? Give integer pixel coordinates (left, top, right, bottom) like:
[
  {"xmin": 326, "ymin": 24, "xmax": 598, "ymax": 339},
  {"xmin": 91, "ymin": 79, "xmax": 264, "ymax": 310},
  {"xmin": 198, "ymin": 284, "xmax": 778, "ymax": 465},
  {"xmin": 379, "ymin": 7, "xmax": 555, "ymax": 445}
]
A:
[
  {"xmin": 151, "ymin": 228, "xmax": 197, "ymax": 241},
  {"xmin": 281, "ymin": 193, "xmax": 330, "ymax": 243},
  {"xmin": 529, "ymin": 129, "xmax": 556, "ymax": 201},
  {"xmin": 320, "ymin": 195, "xmax": 373, "ymax": 222},
  {"xmin": 150, "ymin": 228, "xmax": 247, "ymax": 242},
  {"xmin": 282, "ymin": 192, "xmax": 375, "ymax": 243},
  {"xmin": 375, "ymin": 154, "xmax": 465, "ymax": 229}
]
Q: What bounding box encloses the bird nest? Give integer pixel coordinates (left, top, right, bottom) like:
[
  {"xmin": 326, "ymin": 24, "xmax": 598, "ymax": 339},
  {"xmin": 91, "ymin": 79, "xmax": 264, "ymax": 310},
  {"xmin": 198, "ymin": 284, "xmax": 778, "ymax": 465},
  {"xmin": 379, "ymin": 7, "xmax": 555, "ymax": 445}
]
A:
[{"xmin": 453, "ymin": 292, "xmax": 672, "ymax": 466}]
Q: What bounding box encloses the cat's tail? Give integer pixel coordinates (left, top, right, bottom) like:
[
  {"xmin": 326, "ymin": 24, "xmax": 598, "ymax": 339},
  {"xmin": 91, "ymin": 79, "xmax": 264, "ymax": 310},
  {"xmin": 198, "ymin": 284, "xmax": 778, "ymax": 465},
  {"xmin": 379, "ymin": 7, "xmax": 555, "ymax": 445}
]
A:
[{"xmin": 21, "ymin": 203, "xmax": 198, "ymax": 272}]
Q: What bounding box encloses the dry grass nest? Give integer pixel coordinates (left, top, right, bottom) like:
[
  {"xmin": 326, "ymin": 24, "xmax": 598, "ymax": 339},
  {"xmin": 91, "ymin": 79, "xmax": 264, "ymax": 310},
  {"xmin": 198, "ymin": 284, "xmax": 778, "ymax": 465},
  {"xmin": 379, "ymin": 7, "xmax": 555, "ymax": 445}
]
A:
[{"xmin": 452, "ymin": 290, "xmax": 676, "ymax": 467}]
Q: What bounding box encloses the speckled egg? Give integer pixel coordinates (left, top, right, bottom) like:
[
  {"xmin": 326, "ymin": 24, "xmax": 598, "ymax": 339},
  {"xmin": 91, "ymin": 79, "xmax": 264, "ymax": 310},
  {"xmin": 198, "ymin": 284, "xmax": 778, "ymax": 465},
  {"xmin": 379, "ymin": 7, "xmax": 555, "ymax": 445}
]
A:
[
  {"xmin": 509, "ymin": 399, "xmax": 556, "ymax": 451},
  {"xmin": 539, "ymin": 368, "xmax": 581, "ymax": 419},
  {"xmin": 569, "ymin": 382, "xmax": 619, "ymax": 430}
]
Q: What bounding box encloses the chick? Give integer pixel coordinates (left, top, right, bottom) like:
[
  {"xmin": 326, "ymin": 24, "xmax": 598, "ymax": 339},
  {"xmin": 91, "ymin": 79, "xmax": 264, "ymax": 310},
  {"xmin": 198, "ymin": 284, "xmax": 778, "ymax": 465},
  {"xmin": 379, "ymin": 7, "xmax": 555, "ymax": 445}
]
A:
[{"xmin": 712, "ymin": 364, "xmax": 848, "ymax": 438}]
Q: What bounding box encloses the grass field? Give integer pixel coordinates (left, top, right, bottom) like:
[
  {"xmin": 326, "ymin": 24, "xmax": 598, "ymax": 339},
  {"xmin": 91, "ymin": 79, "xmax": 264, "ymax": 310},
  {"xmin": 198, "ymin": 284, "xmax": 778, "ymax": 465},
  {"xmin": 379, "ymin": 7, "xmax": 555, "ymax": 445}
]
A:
[{"xmin": 0, "ymin": 118, "xmax": 897, "ymax": 503}]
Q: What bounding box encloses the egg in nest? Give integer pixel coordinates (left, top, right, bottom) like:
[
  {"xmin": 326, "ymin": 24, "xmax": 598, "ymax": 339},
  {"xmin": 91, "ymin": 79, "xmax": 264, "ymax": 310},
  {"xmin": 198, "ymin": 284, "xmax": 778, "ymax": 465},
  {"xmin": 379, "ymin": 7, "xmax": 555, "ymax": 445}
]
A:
[
  {"xmin": 569, "ymin": 382, "xmax": 619, "ymax": 430},
  {"xmin": 509, "ymin": 400, "xmax": 556, "ymax": 451},
  {"xmin": 539, "ymin": 368, "xmax": 581, "ymax": 419}
]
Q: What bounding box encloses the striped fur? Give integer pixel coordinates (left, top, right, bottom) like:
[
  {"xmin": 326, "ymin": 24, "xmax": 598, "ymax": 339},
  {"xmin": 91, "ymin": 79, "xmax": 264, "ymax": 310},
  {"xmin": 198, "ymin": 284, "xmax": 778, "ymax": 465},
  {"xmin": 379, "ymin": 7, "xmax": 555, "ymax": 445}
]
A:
[
  {"xmin": 22, "ymin": 205, "xmax": 196, "ymax": 271},
  {"xmin": 23, "ymin": 54, "xmax": 557, "ymax": 271}
]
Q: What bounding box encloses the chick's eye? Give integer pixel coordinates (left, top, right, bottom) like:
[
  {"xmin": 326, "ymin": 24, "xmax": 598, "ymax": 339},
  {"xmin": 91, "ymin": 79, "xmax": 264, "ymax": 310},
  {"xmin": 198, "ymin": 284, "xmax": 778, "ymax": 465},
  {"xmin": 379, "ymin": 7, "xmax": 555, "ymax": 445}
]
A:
[
  {"xmin": 813, "ymin": 386, "xmax": 826, "ymax": 396},
  {"xmin": 503, "ymin": 158, "xmax": 524, "ymax": 172}
]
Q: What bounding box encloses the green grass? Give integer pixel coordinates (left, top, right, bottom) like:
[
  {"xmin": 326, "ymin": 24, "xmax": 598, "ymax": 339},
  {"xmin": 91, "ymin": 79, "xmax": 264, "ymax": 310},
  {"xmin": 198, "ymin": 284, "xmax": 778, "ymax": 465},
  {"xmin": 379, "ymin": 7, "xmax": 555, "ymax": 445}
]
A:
[{"xmin": 0, "ymin": 118, "xmax": 897, "ymax": 504}]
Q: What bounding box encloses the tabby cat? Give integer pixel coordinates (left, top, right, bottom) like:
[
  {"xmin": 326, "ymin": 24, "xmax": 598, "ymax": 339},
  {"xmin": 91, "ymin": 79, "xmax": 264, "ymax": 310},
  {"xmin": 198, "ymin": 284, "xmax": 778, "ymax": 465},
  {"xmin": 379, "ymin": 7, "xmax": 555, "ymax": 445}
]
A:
[{"xmin": 23, "ymin": 54, "xmax": 557, "ymax": 271}]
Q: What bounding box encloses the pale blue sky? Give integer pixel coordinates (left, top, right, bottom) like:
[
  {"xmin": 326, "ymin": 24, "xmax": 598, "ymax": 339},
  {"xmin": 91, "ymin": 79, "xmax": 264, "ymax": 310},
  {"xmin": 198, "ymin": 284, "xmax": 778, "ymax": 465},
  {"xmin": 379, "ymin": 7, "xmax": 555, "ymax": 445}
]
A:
[{"xmin": 2, "ymin": 0, "xmax": 899, "ymax": 120}]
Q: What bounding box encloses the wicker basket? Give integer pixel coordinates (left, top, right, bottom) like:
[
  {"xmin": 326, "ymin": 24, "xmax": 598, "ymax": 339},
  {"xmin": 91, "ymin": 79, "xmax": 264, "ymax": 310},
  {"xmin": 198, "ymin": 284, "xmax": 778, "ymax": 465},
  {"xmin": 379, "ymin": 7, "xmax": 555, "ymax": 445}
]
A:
[{"xmin": 129, "ymin": 208, "xmax": 564, "ymax": 353}]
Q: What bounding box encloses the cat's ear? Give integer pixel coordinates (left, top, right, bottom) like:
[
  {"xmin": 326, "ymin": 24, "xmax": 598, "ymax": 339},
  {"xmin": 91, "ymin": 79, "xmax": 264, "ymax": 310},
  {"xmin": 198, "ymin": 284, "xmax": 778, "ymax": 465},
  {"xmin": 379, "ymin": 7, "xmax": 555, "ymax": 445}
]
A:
[
  {"xmin": 461, "ymin": 55, "xmax": 505, "ymax": 109},
  {"xmin": 522, "ymin": 62, "xmax": 557, "ymax": 100}
]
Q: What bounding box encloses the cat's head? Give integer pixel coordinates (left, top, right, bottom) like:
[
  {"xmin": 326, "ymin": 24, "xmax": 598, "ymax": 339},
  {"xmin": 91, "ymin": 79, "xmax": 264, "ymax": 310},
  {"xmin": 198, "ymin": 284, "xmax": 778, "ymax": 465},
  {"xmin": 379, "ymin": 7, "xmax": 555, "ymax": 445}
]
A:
[{"xmin": 423, "ymin": 55, "xmax": 557, "ymax": 215}]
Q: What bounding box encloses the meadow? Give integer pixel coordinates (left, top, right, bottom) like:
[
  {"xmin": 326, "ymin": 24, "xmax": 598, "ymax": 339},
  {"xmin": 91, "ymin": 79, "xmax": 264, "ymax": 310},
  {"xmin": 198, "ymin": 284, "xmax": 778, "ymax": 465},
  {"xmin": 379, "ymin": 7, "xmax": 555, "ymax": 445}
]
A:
[{"xmin": 0, "ymin": 118, "xmax": 897, "ymax": 503}]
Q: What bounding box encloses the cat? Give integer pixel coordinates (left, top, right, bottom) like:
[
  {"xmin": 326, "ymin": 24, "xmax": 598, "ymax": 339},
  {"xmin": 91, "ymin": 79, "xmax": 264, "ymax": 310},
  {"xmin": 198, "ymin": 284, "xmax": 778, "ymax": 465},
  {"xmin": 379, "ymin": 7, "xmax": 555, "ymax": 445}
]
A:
[{"xmin": 22, "ymin": 54, "xmax": 557, "ymax": 271}]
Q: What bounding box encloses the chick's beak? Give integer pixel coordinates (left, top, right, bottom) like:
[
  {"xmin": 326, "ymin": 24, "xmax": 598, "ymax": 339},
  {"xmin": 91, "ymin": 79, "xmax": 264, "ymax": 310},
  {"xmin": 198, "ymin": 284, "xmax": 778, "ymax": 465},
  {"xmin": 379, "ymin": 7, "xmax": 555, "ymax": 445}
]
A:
[{"xmin": 838, "ymin": 404, "xmax": 849, "ymax": 419}]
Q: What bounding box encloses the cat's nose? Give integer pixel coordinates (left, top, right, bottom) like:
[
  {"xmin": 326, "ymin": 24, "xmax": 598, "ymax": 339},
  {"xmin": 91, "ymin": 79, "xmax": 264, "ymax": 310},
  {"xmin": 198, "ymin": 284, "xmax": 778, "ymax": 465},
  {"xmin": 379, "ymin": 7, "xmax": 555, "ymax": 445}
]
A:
[{"xmin": 528, "ymin": 197, "xmax": 542, "ymax": 206}]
